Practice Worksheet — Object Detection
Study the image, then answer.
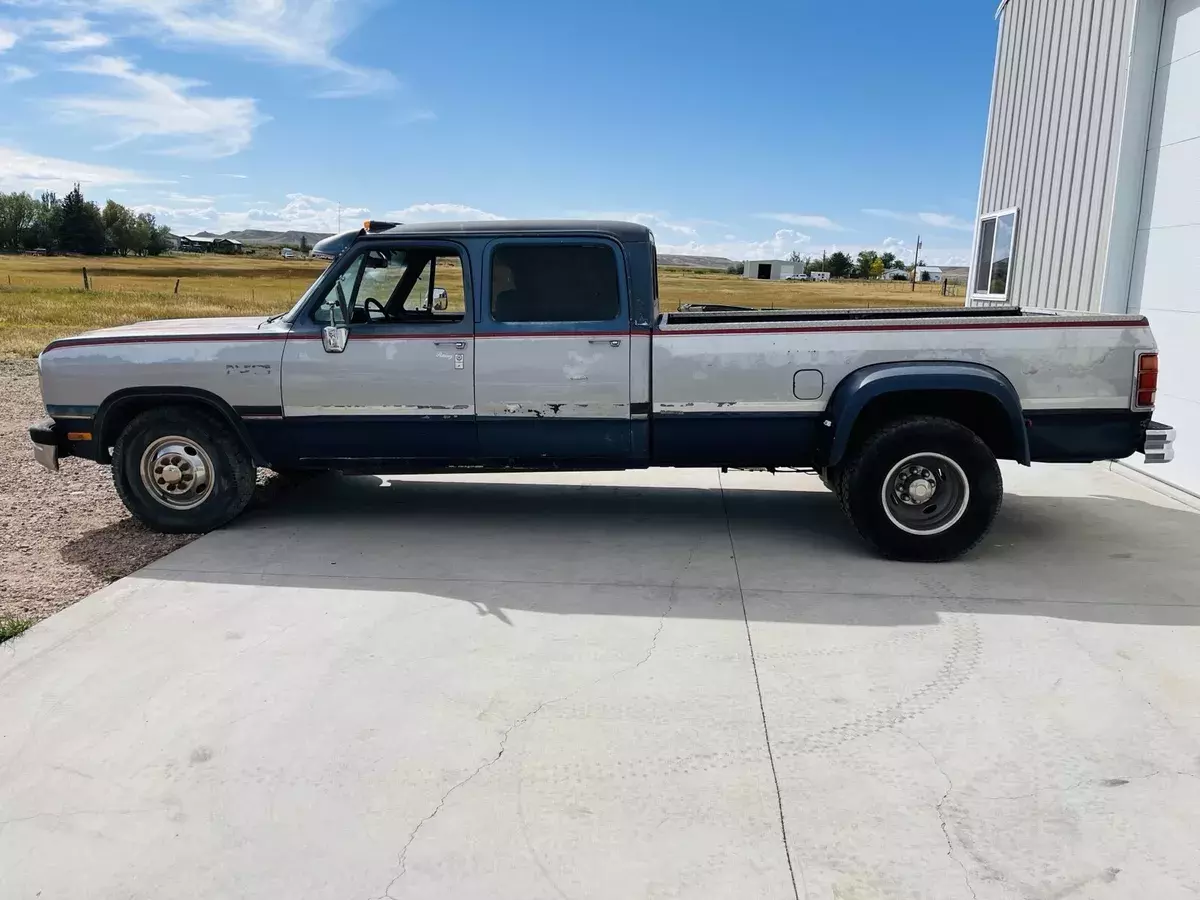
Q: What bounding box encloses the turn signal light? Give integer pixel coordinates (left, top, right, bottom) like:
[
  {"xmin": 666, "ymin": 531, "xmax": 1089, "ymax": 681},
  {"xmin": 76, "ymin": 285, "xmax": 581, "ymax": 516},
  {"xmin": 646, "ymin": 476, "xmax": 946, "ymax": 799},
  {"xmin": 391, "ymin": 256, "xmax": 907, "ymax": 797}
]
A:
[{"xmin": 1136, "ymin": 353, "xmax": 1158, "ymax": 409}]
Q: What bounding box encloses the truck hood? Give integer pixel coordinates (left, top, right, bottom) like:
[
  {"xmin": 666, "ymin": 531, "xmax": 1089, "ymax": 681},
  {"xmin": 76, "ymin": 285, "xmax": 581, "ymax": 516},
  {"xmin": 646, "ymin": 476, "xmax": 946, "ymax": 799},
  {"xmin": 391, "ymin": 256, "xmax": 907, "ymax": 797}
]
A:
[{"xmin": 46, "ymin": 316, "xmax": 290, "ymax": 349}]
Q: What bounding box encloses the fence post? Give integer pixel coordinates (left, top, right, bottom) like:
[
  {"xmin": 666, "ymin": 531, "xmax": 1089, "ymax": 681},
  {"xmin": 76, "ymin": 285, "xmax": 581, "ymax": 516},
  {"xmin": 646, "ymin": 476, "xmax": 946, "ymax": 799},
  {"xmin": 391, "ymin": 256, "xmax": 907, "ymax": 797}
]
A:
[
  {"xmin": 82, "ymin": 267, "xmax": 89, "ymax": 290},
  {"xmin": 174, "ymin": 278, "xmax": 180, "ymax": 295}
]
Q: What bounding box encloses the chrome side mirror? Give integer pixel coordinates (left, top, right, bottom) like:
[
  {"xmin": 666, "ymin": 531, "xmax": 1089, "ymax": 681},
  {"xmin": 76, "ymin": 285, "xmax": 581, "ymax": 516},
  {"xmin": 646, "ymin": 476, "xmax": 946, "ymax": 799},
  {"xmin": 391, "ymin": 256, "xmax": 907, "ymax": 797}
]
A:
[
  {"xmin": 322, "ymin": 324, "xmax": 348, "ymax": 353},
  {"xmin": 432, "ymin": 287, "xmax": 448, "ymax": 311}
]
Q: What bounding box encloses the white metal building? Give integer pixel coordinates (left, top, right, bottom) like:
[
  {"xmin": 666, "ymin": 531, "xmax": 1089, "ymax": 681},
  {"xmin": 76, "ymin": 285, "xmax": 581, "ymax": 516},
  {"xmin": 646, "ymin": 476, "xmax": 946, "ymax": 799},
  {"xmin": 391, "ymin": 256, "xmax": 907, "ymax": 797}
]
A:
[
  {"xmin": 971, "ymin": 0, "xmax": 1200, "ymax": 495},
  {"xmin": 742, "ymin": 259, "xmax": 797, "ymax": 280}
]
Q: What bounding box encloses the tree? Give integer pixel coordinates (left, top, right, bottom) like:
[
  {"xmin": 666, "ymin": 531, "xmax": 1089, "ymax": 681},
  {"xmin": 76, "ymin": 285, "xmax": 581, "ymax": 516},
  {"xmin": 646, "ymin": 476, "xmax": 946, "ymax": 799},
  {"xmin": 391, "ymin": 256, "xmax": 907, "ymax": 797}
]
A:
[
  {"xmin": 869, "ymin": 258, "xmax": 885, "ymax": 279},
  {"xmin": 920, "ymin": 269, "xmax": 932, "ymax": 282},
  {"xmin": 58, "ymin": 184, "xmax": 106, "ymax": 254},
  {"xmin": 855, "ymin": 250, "xmax": 880, "ymax": 279},
  {"xmin": 102, "ymin": 199, "xmax": 138, "ymax": 255},
  {"xmin": 299, "ymin": 234, "xmax": 310, "ymax": 254},
  {"xmin": 0, "ymin": 192, "xmax": 39, "ymax": 251},
  {"xmin": 826, "ymin": 251, "xmax": 853, "ymax": 279},
  {"xmin": 139, "ymin": 213, "xmax": 172, "ymax": 255},
  {"xmin": 880, "ymin": 251, "xmax": 899, "ymax": 271},
  {"xmin": 25, "ymin": 192, "xmax": 62, "ymax": 251}
]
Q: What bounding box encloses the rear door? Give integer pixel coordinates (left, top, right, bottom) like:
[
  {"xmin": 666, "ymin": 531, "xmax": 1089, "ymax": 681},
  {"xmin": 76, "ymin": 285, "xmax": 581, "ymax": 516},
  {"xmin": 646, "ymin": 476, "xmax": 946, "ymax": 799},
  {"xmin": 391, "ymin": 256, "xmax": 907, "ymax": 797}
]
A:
[
  {"xmin": 475, "ymin": 239, "xmax": 632, "ymax": 461},
  {"xmin": 279, "ymin": 241, "xmax": 476, "ymax": 463}
]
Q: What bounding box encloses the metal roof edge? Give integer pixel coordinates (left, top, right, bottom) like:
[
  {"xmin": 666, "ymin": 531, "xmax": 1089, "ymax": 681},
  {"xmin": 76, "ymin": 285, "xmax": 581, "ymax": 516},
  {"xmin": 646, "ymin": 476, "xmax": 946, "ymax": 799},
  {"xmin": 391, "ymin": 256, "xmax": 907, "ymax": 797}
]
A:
[{"xmin": 995, "ymin": 0, "xmax": 1012, "ymax": 19}]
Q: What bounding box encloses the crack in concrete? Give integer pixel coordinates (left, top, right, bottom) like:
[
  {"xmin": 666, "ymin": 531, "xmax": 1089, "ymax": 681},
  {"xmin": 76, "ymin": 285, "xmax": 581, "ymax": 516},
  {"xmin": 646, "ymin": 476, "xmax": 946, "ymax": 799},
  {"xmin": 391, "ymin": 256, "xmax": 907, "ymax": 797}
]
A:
[
  {"xmin": 373, "ymin": 593, "xmax": 676, "ymax": 899},
  {"xmin": 908, "ymin": 735, "xmax": 978, "ymax": 900},
  {"xmin": 718, "ymin": 472, "xmax": 805, "ymax": 900}
]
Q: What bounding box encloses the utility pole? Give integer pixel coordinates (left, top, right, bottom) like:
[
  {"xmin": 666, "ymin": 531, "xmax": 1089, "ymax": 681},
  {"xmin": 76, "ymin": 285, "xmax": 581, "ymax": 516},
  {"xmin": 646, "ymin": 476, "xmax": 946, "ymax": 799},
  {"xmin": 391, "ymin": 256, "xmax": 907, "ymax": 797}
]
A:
[{"xmin": 910, "ymin": 234, "xmax": 923, "ymax": 293}]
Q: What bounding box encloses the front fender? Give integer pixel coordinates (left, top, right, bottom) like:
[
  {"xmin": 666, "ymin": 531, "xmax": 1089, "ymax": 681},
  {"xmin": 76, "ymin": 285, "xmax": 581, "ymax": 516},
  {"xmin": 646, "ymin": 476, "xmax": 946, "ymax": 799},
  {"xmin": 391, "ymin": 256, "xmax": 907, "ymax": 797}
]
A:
[{"xmin": 824, "ymin": 361, "xmax": 1030, "ymax": 467}]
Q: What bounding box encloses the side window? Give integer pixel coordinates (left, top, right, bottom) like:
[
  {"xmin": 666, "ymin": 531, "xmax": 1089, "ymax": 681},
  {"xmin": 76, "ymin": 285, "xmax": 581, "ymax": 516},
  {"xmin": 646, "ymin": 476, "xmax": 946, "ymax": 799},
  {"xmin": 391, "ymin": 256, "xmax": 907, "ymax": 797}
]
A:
[
  {"xmin": 491, "ymin": 244, "xmax": 620, "ymax": 323},
  {"xmin": 314, "ymin": 246, "xmax": 466, "ymax": 325}
]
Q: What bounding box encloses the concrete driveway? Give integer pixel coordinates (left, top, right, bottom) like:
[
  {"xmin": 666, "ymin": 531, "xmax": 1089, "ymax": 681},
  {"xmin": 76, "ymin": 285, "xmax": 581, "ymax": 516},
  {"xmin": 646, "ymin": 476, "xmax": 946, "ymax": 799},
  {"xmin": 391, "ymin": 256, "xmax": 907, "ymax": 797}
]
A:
[{"xmin": 2, "ymin": 463, "xmax": 1200, "ymax": 900}]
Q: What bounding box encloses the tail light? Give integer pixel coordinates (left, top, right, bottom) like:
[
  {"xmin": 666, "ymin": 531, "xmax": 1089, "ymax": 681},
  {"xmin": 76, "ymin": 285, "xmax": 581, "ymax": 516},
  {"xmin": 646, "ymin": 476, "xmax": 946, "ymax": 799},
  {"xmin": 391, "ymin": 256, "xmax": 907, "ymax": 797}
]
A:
[{"xmin": 1136, "ymin": 352, "xmax": 1158, "ymax": 409}]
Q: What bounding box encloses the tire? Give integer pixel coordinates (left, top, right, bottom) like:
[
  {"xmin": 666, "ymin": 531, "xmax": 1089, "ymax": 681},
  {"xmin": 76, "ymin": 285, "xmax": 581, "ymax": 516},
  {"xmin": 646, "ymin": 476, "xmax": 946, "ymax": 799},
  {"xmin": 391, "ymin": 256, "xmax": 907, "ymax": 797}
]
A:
[
  {"xmin": 817, "ymin": 466, "xmax": 841, "ymax": 494},
  {"xmin": 838, "ymin": 415, "xmax": 1002, "ymax": 562},
  {"xmin": 112, "ymin": 407, "xmax": 256, "ymax": 533}
]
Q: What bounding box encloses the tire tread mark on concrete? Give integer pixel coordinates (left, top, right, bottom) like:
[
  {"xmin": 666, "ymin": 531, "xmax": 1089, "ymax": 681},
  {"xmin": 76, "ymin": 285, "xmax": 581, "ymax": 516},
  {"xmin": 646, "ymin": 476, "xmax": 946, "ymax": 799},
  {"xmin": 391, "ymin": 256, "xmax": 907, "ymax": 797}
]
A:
[
  {"xmin": 719, "ymin": 472, "xmax": 805, "ymax": 900},
  {"xmin": 784, "ymin": 615, "xmax": 981, "ymax": 757},
  {"xmin": 373, "ymin": 593, "xmax": 677, "ymax": 899}
]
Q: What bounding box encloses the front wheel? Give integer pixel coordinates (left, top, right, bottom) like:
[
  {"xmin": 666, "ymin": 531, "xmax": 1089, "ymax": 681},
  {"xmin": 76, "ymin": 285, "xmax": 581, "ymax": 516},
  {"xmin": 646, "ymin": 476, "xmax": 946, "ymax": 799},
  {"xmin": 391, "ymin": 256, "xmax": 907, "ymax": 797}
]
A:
[
  {"xmin": 112, "ymin": 408, "xmax": 256, "ymax": 533},
  {"xmin": 837, "ymin": 416, "xmax": 1002, "ymax": 561}
]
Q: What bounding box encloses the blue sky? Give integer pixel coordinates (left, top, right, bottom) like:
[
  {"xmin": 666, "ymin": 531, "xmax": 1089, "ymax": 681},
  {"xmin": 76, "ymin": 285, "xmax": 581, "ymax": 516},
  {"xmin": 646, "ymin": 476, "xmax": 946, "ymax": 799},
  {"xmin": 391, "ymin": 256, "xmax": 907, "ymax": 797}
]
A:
[{"xmin": 0, "ymin": 0, "xmax": 999, "ymax": 264}]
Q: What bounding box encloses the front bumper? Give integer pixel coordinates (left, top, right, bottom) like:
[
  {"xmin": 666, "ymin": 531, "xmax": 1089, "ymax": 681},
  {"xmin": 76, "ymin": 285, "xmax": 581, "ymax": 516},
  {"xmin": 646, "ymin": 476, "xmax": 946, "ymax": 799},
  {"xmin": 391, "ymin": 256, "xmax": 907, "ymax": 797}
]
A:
[
  {"xmin": 1143, "ymin": 421, "xmax": 1176, "ymax": 463},
  {"xmin": 29, "ymin": 417, "xmax": 63, "ymax": 473}
]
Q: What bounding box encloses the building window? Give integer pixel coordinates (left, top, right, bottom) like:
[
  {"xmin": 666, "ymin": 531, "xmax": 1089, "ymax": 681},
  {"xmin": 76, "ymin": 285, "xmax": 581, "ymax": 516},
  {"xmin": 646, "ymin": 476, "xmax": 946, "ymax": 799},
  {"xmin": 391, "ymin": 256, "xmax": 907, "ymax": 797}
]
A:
[{"xmin": 973, "ymin": 208, "xmax": 1018, "ymax": 300}]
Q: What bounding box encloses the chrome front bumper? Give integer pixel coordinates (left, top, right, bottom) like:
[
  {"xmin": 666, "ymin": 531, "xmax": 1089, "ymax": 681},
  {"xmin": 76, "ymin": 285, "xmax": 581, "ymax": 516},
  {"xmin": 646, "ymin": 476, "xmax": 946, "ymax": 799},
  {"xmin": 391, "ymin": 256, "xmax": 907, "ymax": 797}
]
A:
[
  {"xmin": 29, "ymin": 417, "xmax": 61, "ymax": 473},
  {"xmin": 33, "ymin": 441, "xmax": 59, "ymax": 472},
  {"xmin": 1143, "ymin": 422, "xmax": 1176, "ymax": 464}
]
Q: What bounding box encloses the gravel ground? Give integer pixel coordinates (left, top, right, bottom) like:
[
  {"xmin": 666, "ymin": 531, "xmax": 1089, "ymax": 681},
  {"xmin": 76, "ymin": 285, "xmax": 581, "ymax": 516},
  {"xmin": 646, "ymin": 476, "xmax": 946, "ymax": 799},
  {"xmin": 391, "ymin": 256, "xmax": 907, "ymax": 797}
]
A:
[{"xmin": 0, "ymin": 359, "xmax": 285, "ymax": 625}]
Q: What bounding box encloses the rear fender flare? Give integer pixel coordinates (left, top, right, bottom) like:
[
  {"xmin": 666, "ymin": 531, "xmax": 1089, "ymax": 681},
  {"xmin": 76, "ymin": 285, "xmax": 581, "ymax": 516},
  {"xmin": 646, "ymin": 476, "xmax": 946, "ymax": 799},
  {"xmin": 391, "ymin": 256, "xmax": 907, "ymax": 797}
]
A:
[{"xmin": 823, "ymin": 361, "xmax": 1030, "ymax": 467}]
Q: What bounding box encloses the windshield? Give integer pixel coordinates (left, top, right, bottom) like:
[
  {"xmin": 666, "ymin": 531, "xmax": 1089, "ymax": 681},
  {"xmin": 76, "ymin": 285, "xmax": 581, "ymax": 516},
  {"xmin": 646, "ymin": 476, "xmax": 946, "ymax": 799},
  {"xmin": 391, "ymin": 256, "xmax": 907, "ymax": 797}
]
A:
[{"xmin": 271, "ymin": 262, "xmax": 333, "ymax": 324}]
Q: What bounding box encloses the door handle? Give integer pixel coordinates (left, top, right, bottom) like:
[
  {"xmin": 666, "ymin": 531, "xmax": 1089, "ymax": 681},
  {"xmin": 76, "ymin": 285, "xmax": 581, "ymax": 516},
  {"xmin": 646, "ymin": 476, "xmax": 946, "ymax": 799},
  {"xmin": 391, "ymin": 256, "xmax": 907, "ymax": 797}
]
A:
[
  {"xmin": 433, "ymin": 340, "xmax": 467, "ymax": 349},
  {"xmin": 588, "ymin": 339, "xmax": 622, "ymax": 347}
]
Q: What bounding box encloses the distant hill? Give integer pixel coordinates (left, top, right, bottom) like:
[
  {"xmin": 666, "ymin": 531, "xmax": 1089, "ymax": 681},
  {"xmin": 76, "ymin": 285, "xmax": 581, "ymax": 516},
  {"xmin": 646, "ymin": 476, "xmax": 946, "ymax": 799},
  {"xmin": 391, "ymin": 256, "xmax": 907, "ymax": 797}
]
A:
[
  {"xmin": 657, "ymin": 253, "xmax": 734, "ymax": 269},
  {"xmin": 170, "ymin": 228, "xmax": 736, "ymax": 267},
  {"xmin": 218, "ymin": 229, "xmax": 333, "ymax": 247}
]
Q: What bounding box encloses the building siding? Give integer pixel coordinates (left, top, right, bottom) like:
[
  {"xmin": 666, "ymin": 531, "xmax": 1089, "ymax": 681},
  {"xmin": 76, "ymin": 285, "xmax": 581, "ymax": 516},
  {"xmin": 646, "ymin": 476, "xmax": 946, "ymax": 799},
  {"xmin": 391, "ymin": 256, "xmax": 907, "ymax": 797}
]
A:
[{"xmin": 973, "ymin": 0, "xmax": 1137, "ymax": 311}]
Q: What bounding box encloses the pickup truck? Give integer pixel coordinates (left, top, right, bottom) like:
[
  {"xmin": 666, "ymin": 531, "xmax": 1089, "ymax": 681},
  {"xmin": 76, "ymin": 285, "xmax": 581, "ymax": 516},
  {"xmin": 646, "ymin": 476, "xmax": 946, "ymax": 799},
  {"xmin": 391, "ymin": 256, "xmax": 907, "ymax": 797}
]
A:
[{"xmin": 30, "ymin": 220, "xmax": 1176, "ymax": 561}]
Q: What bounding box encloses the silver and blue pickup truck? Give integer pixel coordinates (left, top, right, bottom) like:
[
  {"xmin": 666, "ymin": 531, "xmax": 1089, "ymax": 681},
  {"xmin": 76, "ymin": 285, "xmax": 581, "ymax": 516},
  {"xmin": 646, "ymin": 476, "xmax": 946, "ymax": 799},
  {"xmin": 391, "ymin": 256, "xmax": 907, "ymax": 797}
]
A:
[{"xmin": 30, "ymin": 220, "xmax": 1175, "ymax": 560}]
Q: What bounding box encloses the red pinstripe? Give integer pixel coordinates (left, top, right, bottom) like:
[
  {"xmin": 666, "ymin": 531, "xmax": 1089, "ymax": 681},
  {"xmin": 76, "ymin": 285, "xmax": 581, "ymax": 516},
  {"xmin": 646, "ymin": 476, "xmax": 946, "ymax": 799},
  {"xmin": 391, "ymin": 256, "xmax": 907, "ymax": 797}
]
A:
[{"xmin": 43, "ymin": 316, "xmax": 1146, "ymax": 352}]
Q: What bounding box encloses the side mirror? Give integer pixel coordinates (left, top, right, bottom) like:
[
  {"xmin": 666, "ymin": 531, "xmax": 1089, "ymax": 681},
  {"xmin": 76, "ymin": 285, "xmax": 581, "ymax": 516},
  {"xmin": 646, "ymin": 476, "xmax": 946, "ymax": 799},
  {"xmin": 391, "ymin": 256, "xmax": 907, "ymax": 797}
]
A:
[
  {"xmin": 433, "ymin": 287, "xmax": 448, "ymax": 311},
  {"xmin": 322, "ymin": 324, "xmax": 349, "ymax": 353}
]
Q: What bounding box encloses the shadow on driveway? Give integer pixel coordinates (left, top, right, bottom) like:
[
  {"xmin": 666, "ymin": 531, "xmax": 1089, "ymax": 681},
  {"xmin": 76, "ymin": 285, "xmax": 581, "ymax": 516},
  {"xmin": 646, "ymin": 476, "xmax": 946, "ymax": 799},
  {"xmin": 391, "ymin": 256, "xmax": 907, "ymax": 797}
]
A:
[{"xmin": 72, "ymin": 470, "xmax": 1200, "ymax": 629}]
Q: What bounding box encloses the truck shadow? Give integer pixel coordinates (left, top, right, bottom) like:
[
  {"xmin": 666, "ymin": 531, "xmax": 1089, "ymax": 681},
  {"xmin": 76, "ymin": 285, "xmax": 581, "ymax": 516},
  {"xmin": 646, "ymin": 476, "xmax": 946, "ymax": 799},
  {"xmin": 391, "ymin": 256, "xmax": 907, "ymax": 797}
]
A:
[{"xmin": 76, "ymin": 472, "xmax": 1200, "ymax": 629}]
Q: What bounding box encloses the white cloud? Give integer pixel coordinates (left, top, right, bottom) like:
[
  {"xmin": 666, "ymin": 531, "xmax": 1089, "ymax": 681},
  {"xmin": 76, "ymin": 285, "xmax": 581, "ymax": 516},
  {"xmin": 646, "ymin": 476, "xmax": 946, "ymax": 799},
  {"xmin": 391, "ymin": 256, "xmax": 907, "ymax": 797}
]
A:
[
  {"xmin": 136, "ymin": 191, "xmax": 370, "ymax": 234},
  {"xmin": 84, "ymin": 0, "xmax": 396, "ymax": 96},
  {"xmin": 55, "ymin": 55, "xmax": 261, "ymax": 157},
  {"xmin": 34, "ymin": 16, "xmax": 110, "ymax": 52},
  {"xmin": 0, "ymin": 26, "xmax": 16, "ymax": 52},
  {"xmin": 656, "ymin": 229, "xmax": 813, "ymax": 261},
  {"xmin": 756, "ymin": 212, "xmax": 845, "ymax": 231},
  {"xmin": 216, "ymin": 172, "xmax": 247, "ymax": 178},
  {"xmin": 0, "ymin": 144, "xmax": 148, "ymax": 192},
  {"xmin": 863, "ymin": 208, "xmax": 974, "ymax": 232},
  {"xmin": 3, "ymin": 63, "xmax": 33, "ymax": 82},
  {"xmin": 382, "ymin": 202, "xmax": 505, "ymax": 222},
  {"xmin": 880, "ymin": 236, "xmax": 970, "ymax": 267},
  {"xmin": 569, "ymin": 210, "xmax": 712, "ymax": 238}
]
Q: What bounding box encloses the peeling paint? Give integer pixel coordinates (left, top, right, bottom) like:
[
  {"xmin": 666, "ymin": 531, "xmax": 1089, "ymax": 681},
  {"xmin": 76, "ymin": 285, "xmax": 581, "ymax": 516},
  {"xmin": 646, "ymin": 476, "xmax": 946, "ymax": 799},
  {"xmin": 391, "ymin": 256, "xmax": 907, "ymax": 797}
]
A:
[{"xmin": 226, "ymin": 363, "xmax": 272, "ymax": 376}]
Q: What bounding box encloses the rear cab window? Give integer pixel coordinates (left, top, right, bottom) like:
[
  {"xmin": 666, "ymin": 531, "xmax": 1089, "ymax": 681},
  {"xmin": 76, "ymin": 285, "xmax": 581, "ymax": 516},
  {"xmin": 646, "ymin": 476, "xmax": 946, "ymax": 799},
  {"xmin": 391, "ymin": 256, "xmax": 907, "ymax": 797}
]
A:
[{"xmin": 490, "ymin": 244, "xmax": 621, "ymax": 324}]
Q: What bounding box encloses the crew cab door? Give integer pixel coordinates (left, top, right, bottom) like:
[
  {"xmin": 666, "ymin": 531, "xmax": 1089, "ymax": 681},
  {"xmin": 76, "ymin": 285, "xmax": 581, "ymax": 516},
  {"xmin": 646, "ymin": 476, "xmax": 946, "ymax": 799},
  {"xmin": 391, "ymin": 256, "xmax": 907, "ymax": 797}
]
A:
[
  {"xmin": 279, "ymin": 240, "xmax": 476, "ymax": 463},
  {"xmin": 475, "ymin": 239, "xmax": 631, "ymax": 461}
]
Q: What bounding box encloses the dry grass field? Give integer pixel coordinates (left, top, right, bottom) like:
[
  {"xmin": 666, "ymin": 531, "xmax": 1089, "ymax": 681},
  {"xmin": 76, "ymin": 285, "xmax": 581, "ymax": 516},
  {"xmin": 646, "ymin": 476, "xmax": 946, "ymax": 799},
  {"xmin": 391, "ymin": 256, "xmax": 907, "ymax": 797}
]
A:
[{"xmin": 0, "ymin": 253, "xmax": 964, "ymax": 358}]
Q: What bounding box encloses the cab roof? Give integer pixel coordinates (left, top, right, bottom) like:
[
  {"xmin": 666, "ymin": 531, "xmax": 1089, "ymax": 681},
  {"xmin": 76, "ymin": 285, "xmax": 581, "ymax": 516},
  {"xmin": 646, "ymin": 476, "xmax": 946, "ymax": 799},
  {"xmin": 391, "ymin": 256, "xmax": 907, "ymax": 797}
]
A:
[{"xmin": 363, "ymin": 219, "xmax": 654, "ymax": 242}]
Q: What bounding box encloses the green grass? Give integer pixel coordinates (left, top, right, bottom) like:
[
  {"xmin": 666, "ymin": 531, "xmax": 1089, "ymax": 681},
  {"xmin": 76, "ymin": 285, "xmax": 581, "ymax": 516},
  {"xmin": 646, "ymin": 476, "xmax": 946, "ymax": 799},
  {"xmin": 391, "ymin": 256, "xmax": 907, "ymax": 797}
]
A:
[{"xmin": 0, "ymin": 615, "xmax": 32, "ymax": 644}]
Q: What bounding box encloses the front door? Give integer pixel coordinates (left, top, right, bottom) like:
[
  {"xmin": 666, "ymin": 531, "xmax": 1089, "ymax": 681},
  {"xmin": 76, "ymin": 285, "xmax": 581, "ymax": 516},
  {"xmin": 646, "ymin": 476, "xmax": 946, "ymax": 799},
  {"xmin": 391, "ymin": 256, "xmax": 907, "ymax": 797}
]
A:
[
  {"xmin": 279, "ymin": 241, "xmax": 476, "ymax": 464},
  {"xmin": 475, "ymin": 239, "xmax": 631, "ymax": 462}
]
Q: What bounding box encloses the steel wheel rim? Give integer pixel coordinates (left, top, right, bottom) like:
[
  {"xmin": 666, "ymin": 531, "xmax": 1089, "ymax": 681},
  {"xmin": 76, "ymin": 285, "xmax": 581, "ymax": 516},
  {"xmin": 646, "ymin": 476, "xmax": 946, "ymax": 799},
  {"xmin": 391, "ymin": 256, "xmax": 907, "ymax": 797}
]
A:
[
  {"xmin": 881, "ymin": 452, "xmax": 970, "ymax": 536},
  {"xmin": 139, "ymin": 435, "xmax": 214, "ymax": 510}
]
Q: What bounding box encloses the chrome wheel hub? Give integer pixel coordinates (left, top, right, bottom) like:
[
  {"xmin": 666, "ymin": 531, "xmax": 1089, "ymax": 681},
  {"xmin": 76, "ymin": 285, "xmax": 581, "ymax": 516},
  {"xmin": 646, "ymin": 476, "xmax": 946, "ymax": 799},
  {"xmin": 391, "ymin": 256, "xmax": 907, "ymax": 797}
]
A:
[
  {"xmin": 140, "ymin": 436, "xmax": 213, "ymax": 510},
  {"xmin": 881, "ymin": 453, "xmax": 970, "ymax": 536}
]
